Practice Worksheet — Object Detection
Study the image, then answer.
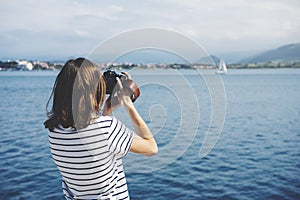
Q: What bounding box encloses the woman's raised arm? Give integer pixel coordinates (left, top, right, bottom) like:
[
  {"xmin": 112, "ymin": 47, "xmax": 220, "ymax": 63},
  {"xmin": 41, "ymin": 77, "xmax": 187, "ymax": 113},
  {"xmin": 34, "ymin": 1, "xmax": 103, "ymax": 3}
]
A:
[{"xmin": 116, "ymin": 77, "xmax": 158, "ymax": 156}]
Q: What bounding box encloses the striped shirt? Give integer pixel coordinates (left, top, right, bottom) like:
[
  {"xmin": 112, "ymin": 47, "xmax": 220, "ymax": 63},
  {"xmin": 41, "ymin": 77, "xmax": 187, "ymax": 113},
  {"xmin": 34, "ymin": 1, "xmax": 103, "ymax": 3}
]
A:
[{"xmin": 48, "ymin": 116, "xmax": 134, "ymax": 200}]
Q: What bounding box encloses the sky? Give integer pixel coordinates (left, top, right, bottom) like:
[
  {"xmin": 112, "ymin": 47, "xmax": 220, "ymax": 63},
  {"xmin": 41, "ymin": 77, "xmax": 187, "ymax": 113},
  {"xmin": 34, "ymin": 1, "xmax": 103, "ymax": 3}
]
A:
[{"xmin": 0, "ymin": 0, "xmax": 299, "ymax": 62}]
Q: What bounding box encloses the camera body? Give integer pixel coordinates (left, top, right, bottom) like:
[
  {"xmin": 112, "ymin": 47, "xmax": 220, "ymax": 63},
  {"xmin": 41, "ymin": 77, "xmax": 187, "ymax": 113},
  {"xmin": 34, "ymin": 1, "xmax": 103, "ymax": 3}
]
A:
[
  {"xmin": 103, "ymin": 70, "xmax": 140, "ymax": 102},
  {"xmin": 103, "ymin": 70, "xmax": 126, "ymax": 94}
]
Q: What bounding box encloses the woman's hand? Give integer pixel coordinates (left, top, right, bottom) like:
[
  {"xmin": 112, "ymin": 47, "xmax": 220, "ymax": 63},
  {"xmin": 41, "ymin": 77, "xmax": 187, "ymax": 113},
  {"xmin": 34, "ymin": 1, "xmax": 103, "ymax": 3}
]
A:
[{"xmin": 115, "ymin": 76, "xmax": 134, "ymax": 108}]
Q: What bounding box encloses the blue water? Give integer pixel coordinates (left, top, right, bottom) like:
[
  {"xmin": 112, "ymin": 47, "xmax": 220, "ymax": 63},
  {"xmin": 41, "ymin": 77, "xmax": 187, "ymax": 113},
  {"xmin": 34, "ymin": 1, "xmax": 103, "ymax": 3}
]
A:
[{"xmin": 0, "ymin": 69, "xmax": 299, "ymax": 200}]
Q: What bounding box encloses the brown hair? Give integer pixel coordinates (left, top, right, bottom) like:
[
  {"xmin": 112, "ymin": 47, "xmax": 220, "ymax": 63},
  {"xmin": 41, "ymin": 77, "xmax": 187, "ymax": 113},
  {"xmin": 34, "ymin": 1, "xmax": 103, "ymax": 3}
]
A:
[{"xmin": 44, "ymin": 58, "xmax": 106, "ymax": 130}]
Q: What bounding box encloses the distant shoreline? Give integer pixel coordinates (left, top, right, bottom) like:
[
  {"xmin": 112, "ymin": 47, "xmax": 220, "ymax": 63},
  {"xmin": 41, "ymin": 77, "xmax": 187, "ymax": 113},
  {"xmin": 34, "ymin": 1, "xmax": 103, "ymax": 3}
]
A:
[
  {"xmin": 1, "ymin": 60, "xmax": 300, "ymax": 71},
  {"xmin": 1, "ymin": 66, "xmax": 300, "ymax": 72}
]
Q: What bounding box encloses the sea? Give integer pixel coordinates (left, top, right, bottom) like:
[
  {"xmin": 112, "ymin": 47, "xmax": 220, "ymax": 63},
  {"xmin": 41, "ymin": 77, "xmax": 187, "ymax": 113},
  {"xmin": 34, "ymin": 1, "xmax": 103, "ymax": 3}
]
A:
[{"xmin": 0, "ymin": 68, "xmax": 299, "ymax": 200}]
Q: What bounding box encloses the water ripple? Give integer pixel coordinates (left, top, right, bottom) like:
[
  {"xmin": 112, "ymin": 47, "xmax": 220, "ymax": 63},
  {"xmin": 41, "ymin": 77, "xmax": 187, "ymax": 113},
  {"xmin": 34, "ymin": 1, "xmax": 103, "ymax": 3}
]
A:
[{"xmin": 1, "ymin": 70, "xmax": 300, "ymax": 199}]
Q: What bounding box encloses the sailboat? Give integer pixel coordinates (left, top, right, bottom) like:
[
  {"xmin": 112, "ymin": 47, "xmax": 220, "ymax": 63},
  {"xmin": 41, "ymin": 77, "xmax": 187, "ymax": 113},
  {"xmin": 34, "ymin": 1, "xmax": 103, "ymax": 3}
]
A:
[{"xmin": 216, "ymin": 59, "xmax": 227, "ymax": 74}]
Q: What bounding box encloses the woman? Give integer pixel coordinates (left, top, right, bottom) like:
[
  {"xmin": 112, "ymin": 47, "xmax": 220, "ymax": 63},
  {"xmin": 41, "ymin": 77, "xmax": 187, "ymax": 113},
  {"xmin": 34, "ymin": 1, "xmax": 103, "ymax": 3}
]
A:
[{"xmin": 44, "ymin": 58, "xmax": 158, "ymax": 200}]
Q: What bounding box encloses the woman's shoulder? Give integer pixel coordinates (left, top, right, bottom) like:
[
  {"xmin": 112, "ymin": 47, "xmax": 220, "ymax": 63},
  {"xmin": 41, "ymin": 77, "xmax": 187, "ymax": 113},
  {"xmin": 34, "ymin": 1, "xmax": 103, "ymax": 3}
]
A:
[
  {"xmin": 94, "ymin": 115, "xmax": 116, "ymax": 122},
  {"xmin": 92, "ymin": 115, "xmax": 120, "ymax": 126}
]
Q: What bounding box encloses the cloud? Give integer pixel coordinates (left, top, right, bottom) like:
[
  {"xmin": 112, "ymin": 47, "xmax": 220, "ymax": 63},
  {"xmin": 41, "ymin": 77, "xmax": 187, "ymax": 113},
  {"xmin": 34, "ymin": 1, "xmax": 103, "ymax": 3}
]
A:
[{"xmin": 0, "ymin": 0, "xmax": 299, "ymax": 60}]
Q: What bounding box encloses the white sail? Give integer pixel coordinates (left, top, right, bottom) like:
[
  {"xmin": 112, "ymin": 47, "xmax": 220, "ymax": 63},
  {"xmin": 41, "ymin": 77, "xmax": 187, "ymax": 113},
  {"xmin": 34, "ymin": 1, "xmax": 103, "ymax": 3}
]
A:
[{"xmin": 217, "ymin": 59, "xmax": 227, "ymax": 74}]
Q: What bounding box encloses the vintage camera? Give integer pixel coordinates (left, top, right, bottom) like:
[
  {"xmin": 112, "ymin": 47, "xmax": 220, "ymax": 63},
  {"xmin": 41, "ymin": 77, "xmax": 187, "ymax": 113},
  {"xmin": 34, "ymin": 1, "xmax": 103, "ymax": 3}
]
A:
[
  {"xmin": 103, "ymin": 70, "xmax": 125, "ymax": 94},
  {"xmin": 103, "ymin": 70, "xmax": 140, "ymax": 102}
]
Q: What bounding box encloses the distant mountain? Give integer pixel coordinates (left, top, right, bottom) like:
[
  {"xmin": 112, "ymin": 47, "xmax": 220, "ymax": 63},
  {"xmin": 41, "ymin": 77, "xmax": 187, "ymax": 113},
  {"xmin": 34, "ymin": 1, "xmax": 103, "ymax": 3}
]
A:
[
  {"xmin": 240, "ymin": 43, "xmax": 300, "ymax": 63},
  {"xmin": 196, "ymin": 55, "xmax": 220, "ymax": 65}
]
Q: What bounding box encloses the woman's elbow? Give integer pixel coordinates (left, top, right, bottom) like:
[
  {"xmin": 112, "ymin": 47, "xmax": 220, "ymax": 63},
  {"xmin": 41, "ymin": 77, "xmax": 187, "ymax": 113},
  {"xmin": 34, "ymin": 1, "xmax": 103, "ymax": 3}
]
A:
[
  {"xmin": 130, "ymin": 137, "xmax": 158, "ymax": 156},
  {"xmin": 146, "ymin": 145, "xmax": 158, "ymax": 156}
]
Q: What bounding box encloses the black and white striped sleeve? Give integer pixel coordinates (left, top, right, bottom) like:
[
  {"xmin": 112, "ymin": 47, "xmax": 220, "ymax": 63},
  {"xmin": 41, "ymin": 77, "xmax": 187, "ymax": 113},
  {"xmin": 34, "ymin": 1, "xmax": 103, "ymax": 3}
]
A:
[{"xmin": 105, "ymin": 117, "xmax": 134, "ymax": 157}]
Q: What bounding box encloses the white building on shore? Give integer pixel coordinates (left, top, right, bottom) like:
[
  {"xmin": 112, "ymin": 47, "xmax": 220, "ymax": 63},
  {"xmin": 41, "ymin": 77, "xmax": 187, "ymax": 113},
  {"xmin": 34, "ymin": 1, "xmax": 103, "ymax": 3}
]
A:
[{"xmin": 17, "ymin": 60, "xmax": 33, "ymax": 70}]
